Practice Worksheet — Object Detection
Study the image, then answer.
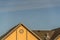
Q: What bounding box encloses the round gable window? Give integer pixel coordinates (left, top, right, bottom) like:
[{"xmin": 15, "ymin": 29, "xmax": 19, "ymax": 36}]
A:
[{"xmin": 19, "ymin": 29, "xmax": 24, "ymax": 34}]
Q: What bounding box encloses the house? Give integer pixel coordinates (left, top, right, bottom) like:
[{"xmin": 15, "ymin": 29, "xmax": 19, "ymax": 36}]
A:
[
  {"xmin": 0, "ymin": 23, "xmax": 60, "ymax": 40},
  {"xmin": 0, "ymin": 24, "xmax": 41, "ymax": 40}
]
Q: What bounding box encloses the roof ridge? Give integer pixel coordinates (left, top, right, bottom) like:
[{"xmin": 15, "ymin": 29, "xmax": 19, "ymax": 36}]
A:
[{"xmin": 1, "ymin": 23, "xmax": 41, "ymax": 40}]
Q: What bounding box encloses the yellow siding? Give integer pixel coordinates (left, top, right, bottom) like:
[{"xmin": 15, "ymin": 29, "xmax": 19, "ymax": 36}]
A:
[
  {"xmin": 5, "ymin": 31, "xmax": 16, "ymax": 40},
  {"xmin": 27, "ymin": 31, "xmax": 38, "ymax": 40},
  {"xmin": 17, "ymin": 25, "xmax": 26, "ymax": 40},
  {"xmin": 57, "ymin": 38, "xmax": 60, "ymax": 40},
  {"xmin": 4, "ymin": 25, "xmax": 38, "ymax": 40}
]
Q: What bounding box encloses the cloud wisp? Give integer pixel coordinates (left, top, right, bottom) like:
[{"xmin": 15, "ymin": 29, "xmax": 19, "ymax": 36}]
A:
[{"xmin": 0, "ymin": 0, "xmax": 60, "ymax": 12}]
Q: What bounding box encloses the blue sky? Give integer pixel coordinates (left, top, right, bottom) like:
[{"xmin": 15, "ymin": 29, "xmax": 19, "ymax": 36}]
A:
[{"xmin": 0, "ymin": 0, "xmax": 60, "ymax": 36}]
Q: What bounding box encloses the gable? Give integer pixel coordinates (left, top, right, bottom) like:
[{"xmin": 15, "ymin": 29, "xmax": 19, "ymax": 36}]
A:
[
  {"xmin": 17, "ymin": 24, "xmax": 40, "ymax": 40},
  {"xmin": 1, "ymin": 24, "xmax": 40, "ymax": 40},
  {"xmin": 20, "ymin": 24, "xmax": 40, "ymax": 40},
  {"xmin": 16, "ymin": 24, "xmax": 27, "ymax": 40}
]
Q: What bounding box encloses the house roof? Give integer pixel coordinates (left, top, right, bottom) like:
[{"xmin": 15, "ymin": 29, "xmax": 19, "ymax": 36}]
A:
[
  {"xmin": 32, "ymin": 30, "xmax": 54, "ymax": 40},
  {"xmin": 0, "ymin": 23, "xmax": 40, "ymax": 40},
  {"xmin": 50, "ymin": 28, "xmax": 60, "ymax": 40},
  {"xmin": 32, "ymin": 28, "xmax": 60, "ymax": 40},
  {"xmin": 0, "ymin": 23, "xmax": 60, "ymax": 40}
]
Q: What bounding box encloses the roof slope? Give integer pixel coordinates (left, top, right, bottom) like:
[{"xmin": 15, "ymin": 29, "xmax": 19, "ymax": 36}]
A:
[
  {"xmin": 0, "ymin": 23, "xmax": 60, "ymax": 40},
  {"xmin": 0, "ymin": 24, "xmax": 19, "ymax": 39},
  {"xmin": 32, "ymin": 30, "xmax": 54, "ymax": 40},
  {"xmin": 50, "ymin": 28, "xmax": 60, "ymax": 40},
  {"xmin": 0, "ymin": 23, "xmax": 40, "ymax": 40}
]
